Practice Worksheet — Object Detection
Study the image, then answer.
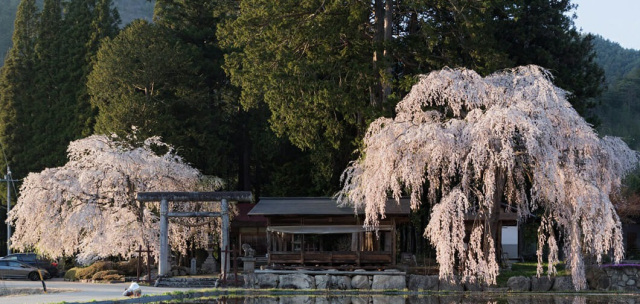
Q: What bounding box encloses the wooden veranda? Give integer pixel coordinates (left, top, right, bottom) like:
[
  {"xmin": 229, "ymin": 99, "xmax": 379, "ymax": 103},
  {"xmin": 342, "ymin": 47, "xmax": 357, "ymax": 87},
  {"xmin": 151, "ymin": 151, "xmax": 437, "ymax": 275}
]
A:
[{"xmin": 248, "ymin": 197, "xmax": 411, "ymax": 269}]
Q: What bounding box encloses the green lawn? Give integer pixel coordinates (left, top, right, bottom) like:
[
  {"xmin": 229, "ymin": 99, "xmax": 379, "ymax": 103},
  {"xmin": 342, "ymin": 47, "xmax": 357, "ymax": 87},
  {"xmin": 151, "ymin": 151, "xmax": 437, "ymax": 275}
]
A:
[{"xmin": 496, "ymin": 262, "xmax": 568, "ymax": 286}]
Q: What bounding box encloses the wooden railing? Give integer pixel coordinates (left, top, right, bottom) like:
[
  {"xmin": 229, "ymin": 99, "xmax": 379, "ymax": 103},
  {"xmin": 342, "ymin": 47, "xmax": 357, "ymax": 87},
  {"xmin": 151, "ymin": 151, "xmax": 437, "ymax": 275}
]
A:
[{"xmin": 269, "ymin": 251, "xmax": 392, "ymax": 266}]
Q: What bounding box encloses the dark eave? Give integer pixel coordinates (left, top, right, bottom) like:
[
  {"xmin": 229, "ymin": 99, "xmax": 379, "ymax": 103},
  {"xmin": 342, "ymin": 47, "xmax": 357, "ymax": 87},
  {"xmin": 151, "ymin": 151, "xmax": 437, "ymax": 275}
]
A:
[{"xmin": 248, "ymin": 197, "xmax": 411, "ymax": 216}]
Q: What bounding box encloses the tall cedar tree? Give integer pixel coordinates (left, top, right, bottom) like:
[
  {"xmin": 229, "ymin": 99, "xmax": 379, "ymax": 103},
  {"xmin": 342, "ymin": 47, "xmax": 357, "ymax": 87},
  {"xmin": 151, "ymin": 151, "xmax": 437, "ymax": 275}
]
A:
[
  {"xmin": 88, "ymin": 20, "xmax": 210, "ymax": 163},
  {"xmin": 153, "ymin": 0, "xmax": 320, "ymax": 194},
  {"xmin": 0, "ymin": 0, "xmax": 39, "ymax": 178},
  {"xmin": 0, "ymin": 0, "xmax": 120, "ymax": 181},
  {"xmin": 62, "ymin": 0, "xmax": 120, "ymax": 139},
  {"xmin": 493, "ymin": 0, "xmax": 604, "ymax": 119},
  {"xmin": 220, "ymin": 0, "xmax": 374, "ymax": 194},
  {"xmin": 32, "ymin": 0, "xmax": 65, "ymax": 170},
  {"xmin": 151, "ymin": 0, "xmax": 240, "ymax": 182}
]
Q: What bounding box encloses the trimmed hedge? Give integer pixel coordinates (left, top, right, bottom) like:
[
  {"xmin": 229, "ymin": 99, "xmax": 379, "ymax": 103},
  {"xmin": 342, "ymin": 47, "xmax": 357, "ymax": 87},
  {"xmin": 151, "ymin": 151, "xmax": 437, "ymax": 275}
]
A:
[
  {"xmin": 75, "ymin": 261, "xmax": 115, "ymax": 280},
  {"xmin": 64, "ymin": 259, "xmax": 142, "ymax": 281},
  {"xmin": 64, "ymin": 268, "xmax": 78, "ymax": 281},
  {"xmin": 92, "ymin": 270, "xmax": 124, "ymax": 281}
]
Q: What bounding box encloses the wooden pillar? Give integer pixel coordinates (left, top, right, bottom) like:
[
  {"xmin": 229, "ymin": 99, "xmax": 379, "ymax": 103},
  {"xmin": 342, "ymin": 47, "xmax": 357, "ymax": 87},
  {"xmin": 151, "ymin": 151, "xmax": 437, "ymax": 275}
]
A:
[
  {"xmin": 221, "ymin": 198, "xmax": 230, "ymax": 278},
  {"xmin": 392, "ymin": 218, "xmax": 397, "ymax": 266},
  {"xmin": 159, "ymin": 198, "xmax": 169, "ymax": 276},
  {"xmin": 301, "ymin": 234, "xmax": 305, "ymax": 265}
]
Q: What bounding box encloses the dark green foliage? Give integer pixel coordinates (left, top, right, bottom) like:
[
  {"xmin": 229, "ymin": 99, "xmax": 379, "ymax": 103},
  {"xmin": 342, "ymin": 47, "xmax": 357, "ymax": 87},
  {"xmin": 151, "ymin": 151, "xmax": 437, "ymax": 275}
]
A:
[
  {"xmin": 493, "ymin": 0, "xmax": 604, "ymax": 118},
  {"xmin": 0, "ymin": 0, "xmax": 619, "ymax": 200},
  {"xmin": 89, "ymin": 20, "xmax": 204, "ymax": 139},
  {"xmin": 62, "ymin": 0, "xmax": 121, "ymax": 138},
  {"xmin": 219, "ymin": 0, "xmax": 605, "ymax": 193},
  {"xmin": 87, "ymin": 18, "xmax": 241, "ymax": 183},
  {"xmin": 0, "ymin": 0, "xmax": 40, "ymax": 178},
  {"xmin": 151, "ymin": 0, "xmax": 242, "ymax": 179},
  {"xmin": 0, "ymin": 0, "xmax": 121, "ymax": 180}
]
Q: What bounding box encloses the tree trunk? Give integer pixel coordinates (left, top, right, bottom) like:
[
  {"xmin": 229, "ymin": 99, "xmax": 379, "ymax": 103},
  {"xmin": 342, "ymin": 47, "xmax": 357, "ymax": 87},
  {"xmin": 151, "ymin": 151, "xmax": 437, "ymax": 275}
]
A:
[
  {"xmin": 486, "ymin": 170, "xmax": 506, "ymax": 265},
  {"xmin": 371, "ymin": 0, "xmax": 393, "ymax": 107},
  {"xmin": 382, "ymin": 0, "xmax": 393, "ymax": 105}
]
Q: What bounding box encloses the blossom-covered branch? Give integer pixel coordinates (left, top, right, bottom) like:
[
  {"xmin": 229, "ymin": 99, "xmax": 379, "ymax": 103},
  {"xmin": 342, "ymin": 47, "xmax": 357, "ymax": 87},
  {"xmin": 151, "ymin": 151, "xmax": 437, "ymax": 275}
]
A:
[
  {"xmin": 338, "ymin": 65, "xmax": 639, "ymax": 289},
  {"xmin": 8, "ymin": 134, "xmax": 224, "ymax": 264}
]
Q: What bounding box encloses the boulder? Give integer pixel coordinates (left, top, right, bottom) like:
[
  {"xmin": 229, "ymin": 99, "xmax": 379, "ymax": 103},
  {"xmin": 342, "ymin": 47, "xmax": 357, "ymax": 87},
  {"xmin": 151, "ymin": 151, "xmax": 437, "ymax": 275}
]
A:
[
  {"xmin": 372, "ymin": 275, "xmax": 406, "ymax": 290},
  {"xmin": 315, "ymin": 275, "xmax": 330, "ymax": 289},
  {"xmin": 439, "ymin": 277, "xmax": 464, "ymax": 291},
  {"xmin": 464, "ymin": 281, "xmax": 485, "ymax": 291},
  {"xmin": 530, "ymin": 276, "xmax": 553, "ymax": 292},
  {"xmin": 278, "ymin": 274, "xmax": 315, "ymax": 289},
  {"xmin": 351, "ymin": 297, "xmax": 371, "ymax": 304},
  {"xmin": 551, "ymin": 276, "xmax": 575, "ymax": 291},
  {"xmin": 279, "ymin": 296, "xmax": 314, "ymax": 304},
  {"xmin": 351, "ymin": 275, "xmax": 371, "ymax": 289},
  {"xmin": 373, "ymin": 296, "xmax": 406, "ymax": 304},
  {"xmin": 243, "ymin": 273, "xmax": 257, "ymax": 288},
  {"xmin": 507, "ymin": 276, "xmax": 531, "ymax": 291},
  {"xmin": 255, "ymin": 273, "xmax": 278, "ymax": 289},
  {"xmin": 329, "ymin": 275, "xmax": 351, "ymax": 290},
  {"xmin": 315, "ymin": 296, "xmax": 351, "ymax": 304},
  {"xmin": 408, "ymin": 275, "xmax": 439, "ymax": 291}
]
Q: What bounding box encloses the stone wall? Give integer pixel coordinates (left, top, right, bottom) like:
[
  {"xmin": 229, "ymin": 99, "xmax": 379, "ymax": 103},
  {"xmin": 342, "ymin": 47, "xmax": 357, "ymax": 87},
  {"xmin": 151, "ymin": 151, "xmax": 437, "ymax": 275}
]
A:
[
  {"xmin": 251, "ymin": 271, "xmax": 407, "ymax": 290},
  {"xmin": 250, "ymin": 266, "xmax": 640, "ymax": 291},
  {"xmin": 586, "ymin": 265, "xmax": 640, "ymax": 291}
]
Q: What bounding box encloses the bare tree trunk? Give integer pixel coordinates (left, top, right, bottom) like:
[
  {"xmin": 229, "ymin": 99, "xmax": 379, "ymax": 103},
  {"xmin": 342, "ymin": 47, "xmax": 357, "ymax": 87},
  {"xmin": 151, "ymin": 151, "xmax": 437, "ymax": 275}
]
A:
[
  {"xmin": 370, "ymin": 0, "xmax": 384, "ymax": 107},
  {"xmin": 382, "ymin": 0, "xmax": 393, "ymax": 105},
  {"xmin": 371, "ymin": 0, "xmax": 394, "ymax": 107}
]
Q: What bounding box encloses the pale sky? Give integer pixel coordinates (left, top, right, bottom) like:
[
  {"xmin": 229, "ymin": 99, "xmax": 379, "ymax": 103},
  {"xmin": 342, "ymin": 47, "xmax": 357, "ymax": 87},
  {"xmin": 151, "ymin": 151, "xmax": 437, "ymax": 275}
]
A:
[{"xmin": 573, "ymin": 0, "xmax": 640, "ymax": 50}]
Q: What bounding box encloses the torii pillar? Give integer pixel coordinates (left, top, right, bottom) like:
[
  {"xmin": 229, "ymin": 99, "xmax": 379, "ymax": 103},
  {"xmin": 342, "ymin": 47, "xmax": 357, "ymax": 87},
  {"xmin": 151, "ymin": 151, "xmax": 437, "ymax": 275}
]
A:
[{"xmin": 136, "ymin": 191, "xmax": 253, "ymax": 278}]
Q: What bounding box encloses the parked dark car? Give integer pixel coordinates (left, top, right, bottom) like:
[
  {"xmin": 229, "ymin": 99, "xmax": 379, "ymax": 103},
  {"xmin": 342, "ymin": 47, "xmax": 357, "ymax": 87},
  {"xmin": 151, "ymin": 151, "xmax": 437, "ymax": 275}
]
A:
[
  {"xmin": 0, "ymin": 260, "xmax": 50, "ymax": 280},
  {"xmin": 0, "ymin": 253, "xmax": 58, "ymax": 278}
]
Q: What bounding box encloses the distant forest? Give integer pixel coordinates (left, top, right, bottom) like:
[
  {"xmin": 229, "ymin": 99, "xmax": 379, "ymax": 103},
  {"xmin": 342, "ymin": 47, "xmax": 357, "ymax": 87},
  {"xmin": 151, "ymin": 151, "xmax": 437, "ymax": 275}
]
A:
[{"xmin": 591, "ymin": 36, "xmax": 640, "ymax": 150}]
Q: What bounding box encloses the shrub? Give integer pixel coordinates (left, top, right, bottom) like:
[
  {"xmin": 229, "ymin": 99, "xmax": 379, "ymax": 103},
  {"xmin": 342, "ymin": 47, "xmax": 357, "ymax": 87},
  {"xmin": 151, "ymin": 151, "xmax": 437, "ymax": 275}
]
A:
[
  {"xmin": 102, "ymin": 273, "xmax": 125, "ymax": 281},
  {"xmin": 64, "ymin": 268, "xmax": 78, "ymax": 281},
  {"xmin": 75, "ymin": 261, "xmax": 114, "ymax": 280},
  {"xmin": 92, "ymin": 270, "xmax": 122, "ymax": 281},
  {"xmin": 116, "ymin": 258, "xmax": 140, "ymax": 276}
]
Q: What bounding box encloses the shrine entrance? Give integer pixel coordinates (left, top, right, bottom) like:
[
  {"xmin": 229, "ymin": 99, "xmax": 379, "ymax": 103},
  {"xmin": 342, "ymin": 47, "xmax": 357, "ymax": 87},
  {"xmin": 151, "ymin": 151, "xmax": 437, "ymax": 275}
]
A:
[{"xmin": 136, "ymin": 191, "xmax": 253, "ymax": 278}]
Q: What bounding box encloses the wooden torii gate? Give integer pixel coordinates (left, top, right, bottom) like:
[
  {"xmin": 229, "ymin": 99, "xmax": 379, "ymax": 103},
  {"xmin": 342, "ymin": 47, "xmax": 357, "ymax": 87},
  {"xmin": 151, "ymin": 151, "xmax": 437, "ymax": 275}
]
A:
[{"xmin": 136, "ymin": 191, "xmax": 253, "ymax": 278}]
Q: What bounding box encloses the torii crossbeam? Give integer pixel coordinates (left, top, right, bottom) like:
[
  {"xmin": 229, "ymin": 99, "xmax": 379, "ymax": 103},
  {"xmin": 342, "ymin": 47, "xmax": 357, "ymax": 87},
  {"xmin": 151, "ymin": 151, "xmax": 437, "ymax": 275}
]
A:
[{"xmin": 136, "ymin": 191, "xmax": 253, "ymax": 278}]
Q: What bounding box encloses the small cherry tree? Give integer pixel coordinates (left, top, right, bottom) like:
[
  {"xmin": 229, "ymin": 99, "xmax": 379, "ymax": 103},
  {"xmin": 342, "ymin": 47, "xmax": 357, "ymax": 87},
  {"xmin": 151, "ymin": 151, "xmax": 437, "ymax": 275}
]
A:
[
  {"xmin": 338, "ymin": 66, "xmax": 639, "ymax": 289},
  {"xmin": 8, "ymin": 134, "xmax": 224, "ymax": 264}
]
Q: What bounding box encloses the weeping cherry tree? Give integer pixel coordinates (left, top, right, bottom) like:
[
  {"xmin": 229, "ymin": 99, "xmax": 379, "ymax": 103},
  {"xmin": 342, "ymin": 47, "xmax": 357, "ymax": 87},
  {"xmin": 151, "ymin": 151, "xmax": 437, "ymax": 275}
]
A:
[
  {"xmin": 337, "ymin": 65, "xmax": 639, "ymax": 289},
  {"xmin": 8, "ymin": 134, "xmax": 225, "ymax": 264}
]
